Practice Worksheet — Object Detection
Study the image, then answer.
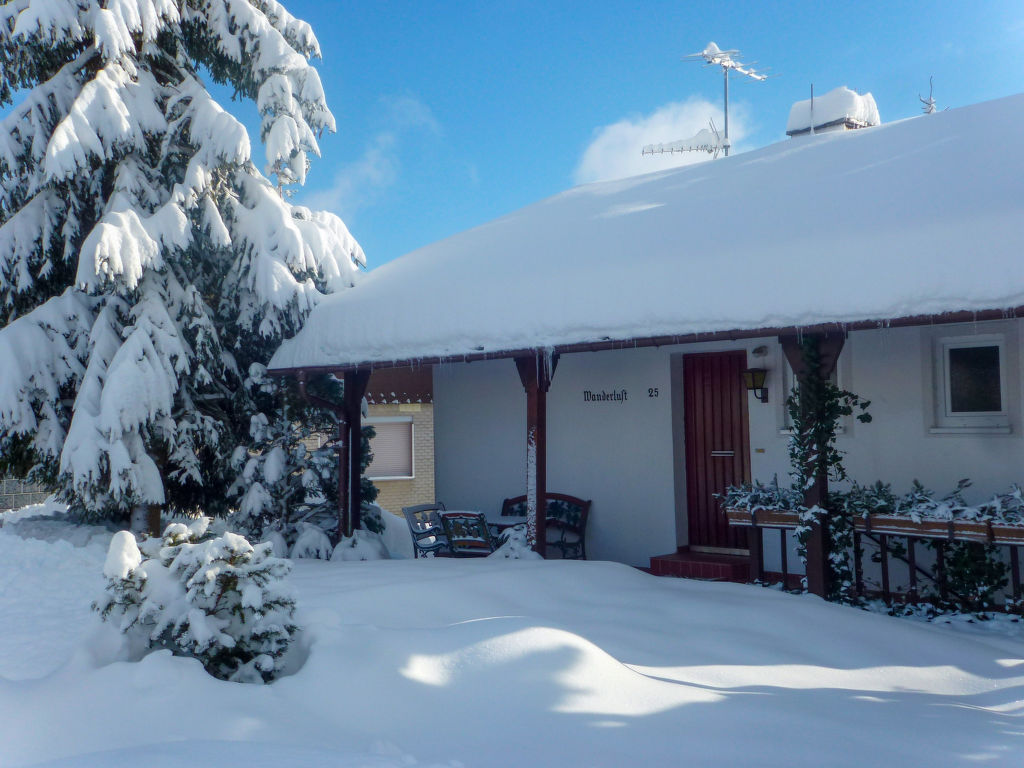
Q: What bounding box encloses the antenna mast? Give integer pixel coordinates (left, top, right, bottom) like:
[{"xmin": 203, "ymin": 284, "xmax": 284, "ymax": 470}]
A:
[{"xmin": 683, "ymin": 42, "xmax": 768, "ymax": 157}]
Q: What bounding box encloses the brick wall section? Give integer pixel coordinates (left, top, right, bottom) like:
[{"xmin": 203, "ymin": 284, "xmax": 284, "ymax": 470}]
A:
[
  {"xmin": 369, "ymin": 403, "xmax": 436, "ymax": 515},
  {"xmin": 0, "ymin": 478, "xmax": 51, "ymax": 510}
]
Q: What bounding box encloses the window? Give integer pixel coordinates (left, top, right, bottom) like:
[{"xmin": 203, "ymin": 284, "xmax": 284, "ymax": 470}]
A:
[
  {"xmin": 928, "ymin": 326, "xmax": 1017, "ymax": 434},
  {"xmin": 946, "ymin": 343, "xmax": 1002, "ymax": 414},
  {"xmin": 366, "ymin": 418, "xmax": 414, "ymax": 479}
]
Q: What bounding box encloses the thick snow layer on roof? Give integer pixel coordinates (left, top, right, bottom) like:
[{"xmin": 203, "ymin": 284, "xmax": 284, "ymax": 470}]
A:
[
  {"xmin": 787, "ymin": 86, "xmax": 880, "ymax": 133},
  {"xmin": 271, "ymin": 94, "xmax": 1024, "ymax": 371}
]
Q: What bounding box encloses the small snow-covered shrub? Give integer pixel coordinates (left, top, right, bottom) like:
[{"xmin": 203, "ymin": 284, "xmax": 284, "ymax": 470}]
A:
[
  {"xmin": 95, "ymin": 519, "xmax": 299, "ymax": 683},
  {"xmin": 332, "ymin": 529, "xmax": 390, "ymax": 561},
  {"xmin": 490, "ymin": 524, "xmax": 542, "ymax": 559},
  {"xmin": 290, "ymin": 522, "xmax": 333, "ymax": 560}
]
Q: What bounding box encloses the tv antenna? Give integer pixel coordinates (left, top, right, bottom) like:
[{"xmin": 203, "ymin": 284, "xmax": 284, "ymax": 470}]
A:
[
  {"xmin": 920, "ymin": 76, "xmax": 936, "ymax": 114},
  {"xmin": 642, "ymin": 118, "xmax": 724, "ymax": 159},
  {"xmin": 682, "ymin": 42, "xmax": 768, "ymax": 156}
]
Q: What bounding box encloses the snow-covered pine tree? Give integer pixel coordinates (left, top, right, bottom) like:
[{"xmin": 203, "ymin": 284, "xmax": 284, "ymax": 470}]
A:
[{"xmin": 0, "ymin": 1, "xmax": 364, "ymax": 528}]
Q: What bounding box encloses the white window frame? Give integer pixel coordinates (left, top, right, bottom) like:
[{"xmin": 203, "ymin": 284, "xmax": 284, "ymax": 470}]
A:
[
  {"xmin": 924, "ymin": 322, "xmax": 1019, "ymax": 435},
  {"xmin": 365, "ymin": 416, "xmax": 415, "ymax": 480},
  {"xmin": 934, "ymin": 334, "xmax": 1009, "ymax": 431}
]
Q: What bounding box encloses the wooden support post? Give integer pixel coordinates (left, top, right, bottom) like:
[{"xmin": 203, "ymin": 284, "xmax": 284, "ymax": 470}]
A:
[
  {"xmin": 936, "ymin": 542, "xmax": 948, "ymax": 602},
  {"xmin": 336, "ymin": 416, "xmax": 349, "ymax": 541},
  {"xmin": 516, "ymin": 352, "xmax": 557, "ymax": 557},
  {"xmin": 1011, "ymin": 546, "xmax": 1021, "ymax": 603},
  {"xmin": 342, "ymin": 370, "xmax": 371, "ymax": 537},
  {"xmin": 879, "ymin": 534, "xmax": 891, "ymax": 605},
  {"xmin": 780, "ymin": 333, "xmax": 845, "ymax": 599},
  {"xmin": 853, "ymin": 529, "xmax": 864, "ymax": 598},
  {"xmin": 296, "ymin": 369, "xmax": 352, "ymax": 541},
  {"xmin": 748, "ymin": 527, "xmax": 764, "ymax": 582},
  {"xmin": 780, "ymin": 529, "xmax": 789, "ymax": 589},
  {"xmin": 907, "ymin": 537, "xmax": 918, "ymax": 603}
]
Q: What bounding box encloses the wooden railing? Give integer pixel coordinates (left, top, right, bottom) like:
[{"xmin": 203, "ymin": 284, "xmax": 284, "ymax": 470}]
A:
[{"xmin": 726, "ymin": 508, "xmax": 1024, "ymax": 607}]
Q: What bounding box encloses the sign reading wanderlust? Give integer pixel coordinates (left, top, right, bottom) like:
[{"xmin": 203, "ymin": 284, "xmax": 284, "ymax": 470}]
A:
[{"xmin": 583, "ymin": 389, "xmax": 629, "ymax": 403}]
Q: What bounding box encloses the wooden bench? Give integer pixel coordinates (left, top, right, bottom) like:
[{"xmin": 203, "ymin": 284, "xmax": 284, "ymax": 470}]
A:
[{"xmin": 501, "ymin": 493, "xmax": 592, "ymax": 559}]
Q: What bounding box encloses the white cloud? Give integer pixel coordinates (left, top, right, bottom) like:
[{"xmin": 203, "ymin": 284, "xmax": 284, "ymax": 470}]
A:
[
  {"xmin": 303, "ymin": 95, "xmax": 439, "ymax": 218},
  {"xmin": 573, "ymin": 97, "xmax": 749, "ymax": 185}
]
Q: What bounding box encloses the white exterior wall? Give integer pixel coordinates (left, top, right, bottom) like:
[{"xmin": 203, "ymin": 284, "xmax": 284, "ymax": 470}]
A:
[
  {"xmin": 433, "ymin": 319, "xmax": 1024, "ymax": 571},
  {"xmin": 838, "ymin": 321, "xmax": 1024, "ymax": 496},
  {"xmin": 434, "ymin": 342, "xmax": 772, "ymax": 566}
]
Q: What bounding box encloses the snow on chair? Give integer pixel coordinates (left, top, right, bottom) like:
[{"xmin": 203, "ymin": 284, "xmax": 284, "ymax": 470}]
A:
[{"xmin": 403, "ymin": 503, "xmax": 449, "ymax": 558}]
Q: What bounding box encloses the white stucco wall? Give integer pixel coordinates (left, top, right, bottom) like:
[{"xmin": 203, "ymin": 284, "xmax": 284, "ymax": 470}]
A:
[
  {"xmin": 434, "ymin": 349, "xmax": 678, "ymax": 566},
  {"xmin": 433, "ymin": 318, "xmax": 1024, "ymax": 572},
  {"xmin": 838, "ymin": 321, "xmax": 1024, "ymax": 497}
]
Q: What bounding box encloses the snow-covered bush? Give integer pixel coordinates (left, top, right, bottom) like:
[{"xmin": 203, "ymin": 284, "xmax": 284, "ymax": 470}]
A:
[
  {"xmin": 718, "ymin": 476, "xmax": 805, "ymax": 514},
  {"xmin": 490, "ymin": 524, "xmax": 543, "ymax": 559},
  {"xmin": 332, "ymin": 528, "xmax": 390, "ymax": 561},
  {"xmin": 290, "ymin": 522, "xmax": 333, "ymax": 559},
  {"xmin": 95, "ymin": 519, "xmax": 298, "ymax": 683}
]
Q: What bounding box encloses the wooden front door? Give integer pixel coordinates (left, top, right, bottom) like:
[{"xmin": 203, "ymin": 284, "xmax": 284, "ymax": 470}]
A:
[{"xmin": 683, "ymin": 351, "xmax": 751, "ymax": 552}]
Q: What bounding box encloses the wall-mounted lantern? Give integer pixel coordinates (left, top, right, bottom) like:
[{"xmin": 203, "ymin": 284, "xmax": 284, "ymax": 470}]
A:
[{"xmin": 742, "ymin": 368, "xmax": 769, "ymax": 403}]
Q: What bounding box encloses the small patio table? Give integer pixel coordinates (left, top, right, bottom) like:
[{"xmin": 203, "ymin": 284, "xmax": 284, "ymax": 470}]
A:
[{"xmin": 483, "ymin": 513, "xmax": 526, "ymax": 540}]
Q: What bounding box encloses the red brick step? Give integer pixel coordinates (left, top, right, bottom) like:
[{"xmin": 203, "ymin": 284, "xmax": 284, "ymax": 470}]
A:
[{"xmin": 649, "ymin": 549, "xmax": 750, "ymax": 582}]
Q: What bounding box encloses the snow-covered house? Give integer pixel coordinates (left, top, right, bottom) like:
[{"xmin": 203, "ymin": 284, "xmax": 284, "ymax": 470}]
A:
[
  {"xmin": 786, "ymin": 85, "xmax": 880, "ymax": 137},
  {"xmin": 270, "ymin": 94, "xmax": 1024, "ymax": 591}
]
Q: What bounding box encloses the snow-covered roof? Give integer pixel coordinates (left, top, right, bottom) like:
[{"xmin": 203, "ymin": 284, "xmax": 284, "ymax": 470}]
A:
[
  {"xmin": 786, "ymin": 86, "xmax": 880, "ymax": 134},
  {"xmin": 270, "ymin": 94, "xmax": 1024, "ymax": 372}
]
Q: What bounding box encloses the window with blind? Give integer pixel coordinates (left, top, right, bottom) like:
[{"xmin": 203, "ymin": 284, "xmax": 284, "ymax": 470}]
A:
[{"xmin": 366, "ymin": 419, "xmax": 414, "ymax": 479}]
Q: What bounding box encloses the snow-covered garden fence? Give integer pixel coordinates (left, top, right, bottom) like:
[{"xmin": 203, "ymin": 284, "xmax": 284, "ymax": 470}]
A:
[{"xmin": 722, "ymin": 479, "xmax": 1024, "ymax": 614}]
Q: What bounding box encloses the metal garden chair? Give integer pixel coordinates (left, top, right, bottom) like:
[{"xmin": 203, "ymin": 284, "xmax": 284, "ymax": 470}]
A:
[{"xmin": 402, "ymin": 502, "xmax": 449, "ymax": 558}]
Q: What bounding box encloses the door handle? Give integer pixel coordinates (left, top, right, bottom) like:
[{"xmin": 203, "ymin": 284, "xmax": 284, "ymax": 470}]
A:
[{"xmin": 710, "ymin": 450, "xmax": 734, "ymax": 457}]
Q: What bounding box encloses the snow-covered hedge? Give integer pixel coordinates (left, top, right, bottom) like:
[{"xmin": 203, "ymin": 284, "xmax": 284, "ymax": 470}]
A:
[
  {"xmin": 718, "ymin": 477, "xmax": 805, "ymax": 514},
  {"xmin": 721, "ymin": 478, "xmax": 1024, "ymax": 526},
  {"xmin": 95, "ymin": 519, "xmax": 298, "ymax": 683}
]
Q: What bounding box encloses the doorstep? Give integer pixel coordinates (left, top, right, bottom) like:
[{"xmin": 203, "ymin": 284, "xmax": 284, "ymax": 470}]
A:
[{"xmin": 649, "ymin": 549, "xmax": 750, "ymax": 583}]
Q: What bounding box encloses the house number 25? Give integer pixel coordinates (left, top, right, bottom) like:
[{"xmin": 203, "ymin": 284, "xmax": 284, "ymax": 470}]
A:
[{"xmin": 648, "ymin": 388, "xmax": 659, "ymax": 397}]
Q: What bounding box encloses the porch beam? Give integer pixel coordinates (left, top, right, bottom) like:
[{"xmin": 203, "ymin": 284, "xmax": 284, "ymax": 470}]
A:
[
  {"xmin": 515, "ymin": 352, "xmax": 557, "ymax": 556},
  {"xmin": 779, "ymin": 332, "xmax": 846, "ymax": 599},
  {"xmin": 342, "ymin": 369, "xmax": 371, "ymax": 537}
]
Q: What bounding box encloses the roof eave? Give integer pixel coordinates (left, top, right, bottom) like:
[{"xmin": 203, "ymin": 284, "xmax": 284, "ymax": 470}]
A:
[{"xmin": 268, "ymin": 305, "xmax": 1024, "ymax": 377}]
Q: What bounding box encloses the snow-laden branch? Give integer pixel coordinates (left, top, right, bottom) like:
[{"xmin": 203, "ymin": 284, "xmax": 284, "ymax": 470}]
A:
[{"xmin": 0, "ymin": 289, "xmax": 93, "ymax": 443}]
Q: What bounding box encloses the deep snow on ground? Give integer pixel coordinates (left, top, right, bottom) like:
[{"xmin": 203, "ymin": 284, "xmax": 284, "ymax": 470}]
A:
[{"xmin": 0, "ymin": 511, "xmax": 1022, "ymax": 767}]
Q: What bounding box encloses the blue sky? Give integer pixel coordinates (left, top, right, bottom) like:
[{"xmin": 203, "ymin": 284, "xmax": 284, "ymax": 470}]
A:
[
  {"xmin": 272, "ymin": 0, "xmax": 1024, "ymax": 269},
  {"xmin": 94, "ymin": 2, "xmax": 1024, "ymax": 269}
]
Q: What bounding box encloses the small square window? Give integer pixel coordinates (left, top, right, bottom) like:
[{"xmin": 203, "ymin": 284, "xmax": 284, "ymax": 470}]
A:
[
  {"xmin": 948, "ymin": 345, "xmax": 1002, "ymax": 413},
  {"xmin": 929, "ymin": 328, "xmax": 1014, "ymax": 434}
]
